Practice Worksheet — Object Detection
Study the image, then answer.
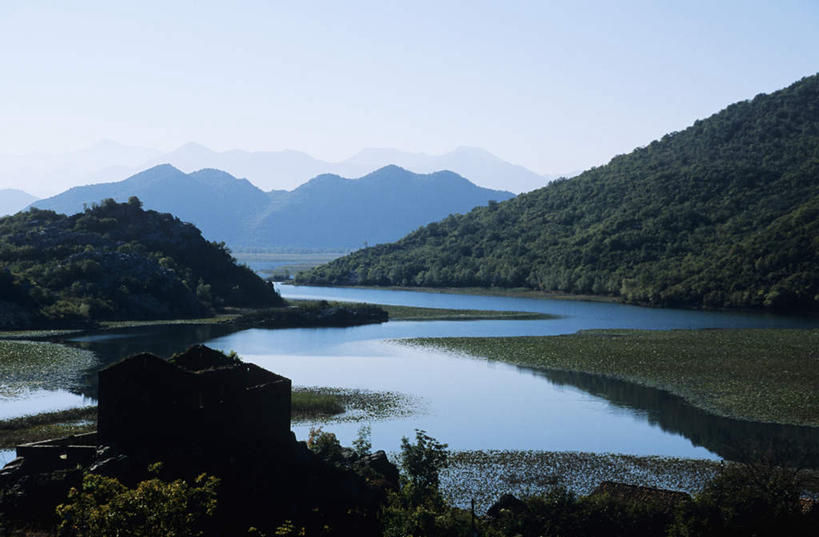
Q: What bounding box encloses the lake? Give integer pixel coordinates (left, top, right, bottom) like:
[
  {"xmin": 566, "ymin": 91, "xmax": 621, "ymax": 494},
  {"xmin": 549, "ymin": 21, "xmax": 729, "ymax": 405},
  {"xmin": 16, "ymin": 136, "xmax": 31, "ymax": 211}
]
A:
[{"xmin": 2, "ymin": 285, "xmax": 818, "ymax": 466}]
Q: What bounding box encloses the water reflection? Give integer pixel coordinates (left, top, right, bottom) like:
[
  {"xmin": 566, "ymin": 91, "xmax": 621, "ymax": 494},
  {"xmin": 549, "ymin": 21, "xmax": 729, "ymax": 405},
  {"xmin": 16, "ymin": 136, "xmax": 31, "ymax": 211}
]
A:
[
  {"xmin": 527, "ymin": 367, "xmax": 819, "ymax": 467},
  {"xmin": 55, "ymin": 323, "xmax": 241, "ymax": 399},
  {"xmin": 2, "ymin": 286, "xmax": 817, "ymax": 465}
]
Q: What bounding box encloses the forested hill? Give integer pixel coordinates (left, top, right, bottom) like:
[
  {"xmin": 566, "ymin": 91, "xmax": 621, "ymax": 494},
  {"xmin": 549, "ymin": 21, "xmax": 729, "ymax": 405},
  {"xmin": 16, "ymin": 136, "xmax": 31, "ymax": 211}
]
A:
[
  {"xmin": 0, "ymin": 198, "xmax": 283, "ymax": 329},
  {"xmin": 298, "ymin": 74, "xmax": 819, "ymax": 311}
]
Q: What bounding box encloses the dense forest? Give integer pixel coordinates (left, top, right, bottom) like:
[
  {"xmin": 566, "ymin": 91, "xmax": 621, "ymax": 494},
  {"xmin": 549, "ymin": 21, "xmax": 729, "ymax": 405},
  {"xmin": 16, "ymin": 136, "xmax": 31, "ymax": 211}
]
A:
[
  {"xmin": 299, "ymin": 74, "xmax": 819, "ymax": 311},
  {"xmin": 0, "ymin": 198, "xmax": 283, "ymax": 329}
]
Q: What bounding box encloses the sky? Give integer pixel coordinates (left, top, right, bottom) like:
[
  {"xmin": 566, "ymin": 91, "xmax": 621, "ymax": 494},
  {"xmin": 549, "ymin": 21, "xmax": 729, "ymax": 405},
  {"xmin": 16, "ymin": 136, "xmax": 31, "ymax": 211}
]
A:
[{"xmin": 1, "ymin": 0, "xmax": 818, "ymax": 175}]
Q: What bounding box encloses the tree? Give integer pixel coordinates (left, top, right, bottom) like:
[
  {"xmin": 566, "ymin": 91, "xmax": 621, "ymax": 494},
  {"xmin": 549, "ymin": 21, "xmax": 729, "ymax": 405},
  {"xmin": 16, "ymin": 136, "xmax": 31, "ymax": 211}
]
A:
[{"xmin": 399, "ymin": 429, "xmax": 449, "ymax": 494}]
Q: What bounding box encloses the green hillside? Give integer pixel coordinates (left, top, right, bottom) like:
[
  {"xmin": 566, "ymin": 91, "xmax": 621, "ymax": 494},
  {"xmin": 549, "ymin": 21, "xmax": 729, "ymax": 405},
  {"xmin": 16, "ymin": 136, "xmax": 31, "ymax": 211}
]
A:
[
  {"xmin": 0, "ymin": 198, "xmax": 284, "ymax": 329},
  {"xmin": 298, "ymin": 75, "xmax": 819, "ymax": 311}
]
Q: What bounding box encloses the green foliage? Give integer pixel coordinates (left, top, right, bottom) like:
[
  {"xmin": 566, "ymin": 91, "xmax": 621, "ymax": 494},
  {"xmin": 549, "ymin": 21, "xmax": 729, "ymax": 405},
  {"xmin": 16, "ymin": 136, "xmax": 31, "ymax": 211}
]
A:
[
  {"xmin": 0, "ymin": 198, "xmax": 284, "ymax": 328},
  {"xmin": 353, "ymin": 425, "xmax": 372, "ymax": 456},
  {"xmin": 306, "ymin": 427, "xmax": 343, "ymax": 460},
  {"xmin": 299, "ymin": 74, "xmax": 819, "ymax": 311},
  {"xmin": 380, "ymin": 491, "xmax": 475, "ymax": 537},
  {"xmin": 55, "ymin": 472, "xmax": 219, "ymax": 537},
  {"xmin": 379, "ymin": 430, "xmax": 476, "ymax": 536},
  {"xmin": 484, "ymin": 487, "xmax": 677, "ymax": 537},
  {"xmin": 669, "ymin": 463, "xmax": 815, "ymax": 537},
  {"xmin": 399, "ymin": 430, "xmax": 449, "ymax": 502}
]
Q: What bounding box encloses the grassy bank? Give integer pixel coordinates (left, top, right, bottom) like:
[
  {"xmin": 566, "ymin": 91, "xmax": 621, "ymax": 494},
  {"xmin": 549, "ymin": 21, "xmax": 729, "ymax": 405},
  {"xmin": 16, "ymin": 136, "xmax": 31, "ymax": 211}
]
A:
[
  {"xmin": 380, "ymin": 304, "xmax": 555, "ymax": 321},
  {"xmin": 284, "ymin": 283, "xmax": 621, "ymax": 303},
  {"xmin": 440, "ymin": 450, "xmax": 723, "ymax": 513},
  {"xmin": 287, "ymin": 299, "xmax": 554, "ymax": 322},
  {"xmin": 406, "ymin": 329, "xmax": 819, "ymax": 427},
  {"xmin": 0, "ymin": 407, "xmax": 97, "ymax": 449}
]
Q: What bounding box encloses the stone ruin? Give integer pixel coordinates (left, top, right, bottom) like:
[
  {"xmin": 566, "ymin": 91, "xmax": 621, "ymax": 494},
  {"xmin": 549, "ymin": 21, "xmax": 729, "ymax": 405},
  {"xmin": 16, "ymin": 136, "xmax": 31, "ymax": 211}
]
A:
[
  {"xmin": 98, "ymin": 346, "xmax": 292, "ymax": 456},
  {"xmin": 0, "ymin": 345, "xmax": 398, "ymax": 534}
]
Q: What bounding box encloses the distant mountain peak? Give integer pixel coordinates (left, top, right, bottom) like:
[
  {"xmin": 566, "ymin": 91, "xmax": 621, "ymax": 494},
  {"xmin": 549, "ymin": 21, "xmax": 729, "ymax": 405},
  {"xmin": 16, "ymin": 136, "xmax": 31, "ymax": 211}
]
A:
[
  {"xmin": 0, "ymin": 188, "xmax": 39, "ymax": 216},
  {"xmin": 175, "ymin": 142, "xmax": 213, "ymax": 153}
]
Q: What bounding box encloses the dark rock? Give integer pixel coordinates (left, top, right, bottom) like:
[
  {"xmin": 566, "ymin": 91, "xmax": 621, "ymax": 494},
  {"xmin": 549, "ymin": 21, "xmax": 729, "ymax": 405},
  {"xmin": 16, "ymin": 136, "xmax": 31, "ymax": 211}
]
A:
[
  {"xmin": 487, "ymin": 493, "xmax": 527, "ymax": 518},
  {"xmin": 354, "ymin": 450, "xmax": 400, "ymax": 490}
]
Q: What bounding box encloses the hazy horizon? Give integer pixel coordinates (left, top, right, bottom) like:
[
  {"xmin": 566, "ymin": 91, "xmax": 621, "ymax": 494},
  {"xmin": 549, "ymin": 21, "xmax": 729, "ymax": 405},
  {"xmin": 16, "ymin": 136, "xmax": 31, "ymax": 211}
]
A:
[
  {"xmin": 0, "ymin": 141, "xmax": 567, "ymax": 197},
  {"xmin": 2, "ymin": 0, "xmax": 817, "ymax": 187}
]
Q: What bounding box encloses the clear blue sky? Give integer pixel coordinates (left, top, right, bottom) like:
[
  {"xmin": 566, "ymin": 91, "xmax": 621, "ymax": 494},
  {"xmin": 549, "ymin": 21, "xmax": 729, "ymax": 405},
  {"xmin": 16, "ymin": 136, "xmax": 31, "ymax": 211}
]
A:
[{"xmin": 1, "ymin": 0, "xmax": 817, "ymax": 174}]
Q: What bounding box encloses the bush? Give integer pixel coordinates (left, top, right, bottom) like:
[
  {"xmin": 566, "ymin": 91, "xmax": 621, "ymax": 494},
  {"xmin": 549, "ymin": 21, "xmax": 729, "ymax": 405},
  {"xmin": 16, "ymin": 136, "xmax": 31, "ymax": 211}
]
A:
[
  {"xmin": 669, "ymin": 462, "xmax": 814, "ymax": 537},
  {"xmin": 56, "ymin": 471, "xmax": 219, "ymax": 537},
  {"xmin": 306, "ymin": 427, "xmax": 342, "ymax": 461}
]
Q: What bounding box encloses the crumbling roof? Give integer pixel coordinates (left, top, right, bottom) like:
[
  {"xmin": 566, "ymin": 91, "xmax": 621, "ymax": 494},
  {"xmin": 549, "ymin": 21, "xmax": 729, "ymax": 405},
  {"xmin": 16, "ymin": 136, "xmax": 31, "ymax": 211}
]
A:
[{"xmin": 168, "ymin": 344, "xmax": 241, "ymax": 371}]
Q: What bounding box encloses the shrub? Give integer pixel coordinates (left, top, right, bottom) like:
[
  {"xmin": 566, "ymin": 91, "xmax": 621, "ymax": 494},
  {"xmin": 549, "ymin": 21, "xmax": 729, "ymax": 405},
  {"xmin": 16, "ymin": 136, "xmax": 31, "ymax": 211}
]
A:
[{"xmin": 56, "ymin": 471, "xmax": 219, "ymax": 537}]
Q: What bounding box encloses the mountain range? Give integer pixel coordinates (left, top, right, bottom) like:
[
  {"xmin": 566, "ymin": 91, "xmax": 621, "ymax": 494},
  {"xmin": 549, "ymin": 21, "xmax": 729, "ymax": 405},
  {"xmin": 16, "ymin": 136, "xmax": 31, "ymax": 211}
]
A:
[
  {"xmin": 0, "ymin": 189, "xmax": 39, "ymax": 216},
  {"xmin": 32, "ymin": 165, "xmax": 515, "ymax": 250},
  {"xmin": 0, "ymin": 143, "xmax": 559, "ymax": 197},
  {"xmin": 298, "ymin": 74, "xmax": 819, "ymax": 312}
]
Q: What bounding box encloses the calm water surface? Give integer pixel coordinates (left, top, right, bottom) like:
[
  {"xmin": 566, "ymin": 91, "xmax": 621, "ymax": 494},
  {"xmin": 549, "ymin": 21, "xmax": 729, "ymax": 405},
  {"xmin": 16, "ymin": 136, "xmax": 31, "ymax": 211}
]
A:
[{"xmin": 2, "ymin": 285, "xmax": 818, "ymax": 465}]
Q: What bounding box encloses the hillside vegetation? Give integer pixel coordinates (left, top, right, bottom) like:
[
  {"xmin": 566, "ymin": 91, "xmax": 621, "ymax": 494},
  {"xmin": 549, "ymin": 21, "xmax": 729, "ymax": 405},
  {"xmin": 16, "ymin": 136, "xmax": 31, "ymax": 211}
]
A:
[
  {"xmin": 299, "ymin": 75, "xmax": 819, "ymax": 311},
  {"xmin": 0, "ymin": 197, "xmax": 283, "ymax": 329}
]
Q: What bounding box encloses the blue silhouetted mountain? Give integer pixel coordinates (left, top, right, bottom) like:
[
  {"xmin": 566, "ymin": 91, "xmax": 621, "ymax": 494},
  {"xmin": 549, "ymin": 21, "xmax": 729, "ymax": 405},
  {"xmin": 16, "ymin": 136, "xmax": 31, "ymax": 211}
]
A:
[
  {"xmin": 31, "ymin": 164, "xmax": 514, "ymax": 250},
  {"xmin": 0, "ymin": 189, "xmax": 39, "ymax": 216},
  {"xmin": 31, "ymin": 165, "xmax": 270, "ymax": 245},
  {"xmin": 247, "ymin": 165, "xmax": 515, "ymax": 249}
]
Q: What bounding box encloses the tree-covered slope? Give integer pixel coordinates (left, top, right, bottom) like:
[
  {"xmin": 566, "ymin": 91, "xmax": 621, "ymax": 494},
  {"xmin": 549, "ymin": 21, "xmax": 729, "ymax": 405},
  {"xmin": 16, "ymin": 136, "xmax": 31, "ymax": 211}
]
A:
[
  {"xmin": 298, "ymin": 74, "xmax": 819, "ymax": 311},
  {"xmin": 0, "ymin": 198, "xmax": 283, "ymax": 329}
]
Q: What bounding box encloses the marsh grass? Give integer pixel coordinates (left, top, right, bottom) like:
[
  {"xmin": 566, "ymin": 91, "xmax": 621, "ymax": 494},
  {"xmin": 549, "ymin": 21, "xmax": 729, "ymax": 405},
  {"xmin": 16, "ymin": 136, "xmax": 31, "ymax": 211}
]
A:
[
  {"xmin": 286, "ymin": 299, "xmax": 554, "ymax": 321},
  {"xmin": 0, "ymin": 329, "xmax": 82, "ymax": 340},
  {"xmin": 407, "ymin": 329, "xmax": 819, "ymax": 426},
  {"xmin": 292, "ymin": 390, "xmax": 345, "ymax": 418},
  {"xmin": 380, "ymin": 304, "xmax": 555, "ymax": 321},
  {"xmin": 0, "ymin": 340, "xmax": 97, "ymax": 396},
  {"xmin": 439, "ymin": 450, "xmax": 722, "ymax": 513},
  {"xmin": 292, "ymin": 386, "xmax": 418, "ymax": 423},
  {"xmin": 99, "ymin": 315, "xmax": 239, "ymax": 329},
  {"xmin": 0, "ymin": 406, "xmax": 97, "ymax": 448}
]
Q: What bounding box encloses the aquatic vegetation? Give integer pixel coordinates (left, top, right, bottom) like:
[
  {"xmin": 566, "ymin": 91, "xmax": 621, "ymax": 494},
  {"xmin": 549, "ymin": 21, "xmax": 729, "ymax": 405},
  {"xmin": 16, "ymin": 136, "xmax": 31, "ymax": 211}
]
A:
[
  {"xmin": 407, "ymin": 329, "xmax": 819, "ymax": 426},
  {"xmin": 292, "ymin": 386, "xmax": 418, "ymax": 424},
  {"xmin": 0, "ymin": 340, "xmax": 97, "ymax": 397},
  {"xmin": 0, "ymin": 329, "xmax": 82, "ymax": 340},
  {"xmin": 291, "ymin": 390, "xmax": 345, "ymax": 418},
  {"xmin": 439, "ymin": 450, "xmax": 721, "ymax": 514}
]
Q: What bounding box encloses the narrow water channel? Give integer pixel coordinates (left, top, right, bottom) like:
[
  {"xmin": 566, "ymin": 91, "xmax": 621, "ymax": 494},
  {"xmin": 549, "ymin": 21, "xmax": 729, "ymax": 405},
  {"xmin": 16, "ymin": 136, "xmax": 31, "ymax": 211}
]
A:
[{"xmin": 2, "ymin": 285, "xmax": 818, "ymax": 466}]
